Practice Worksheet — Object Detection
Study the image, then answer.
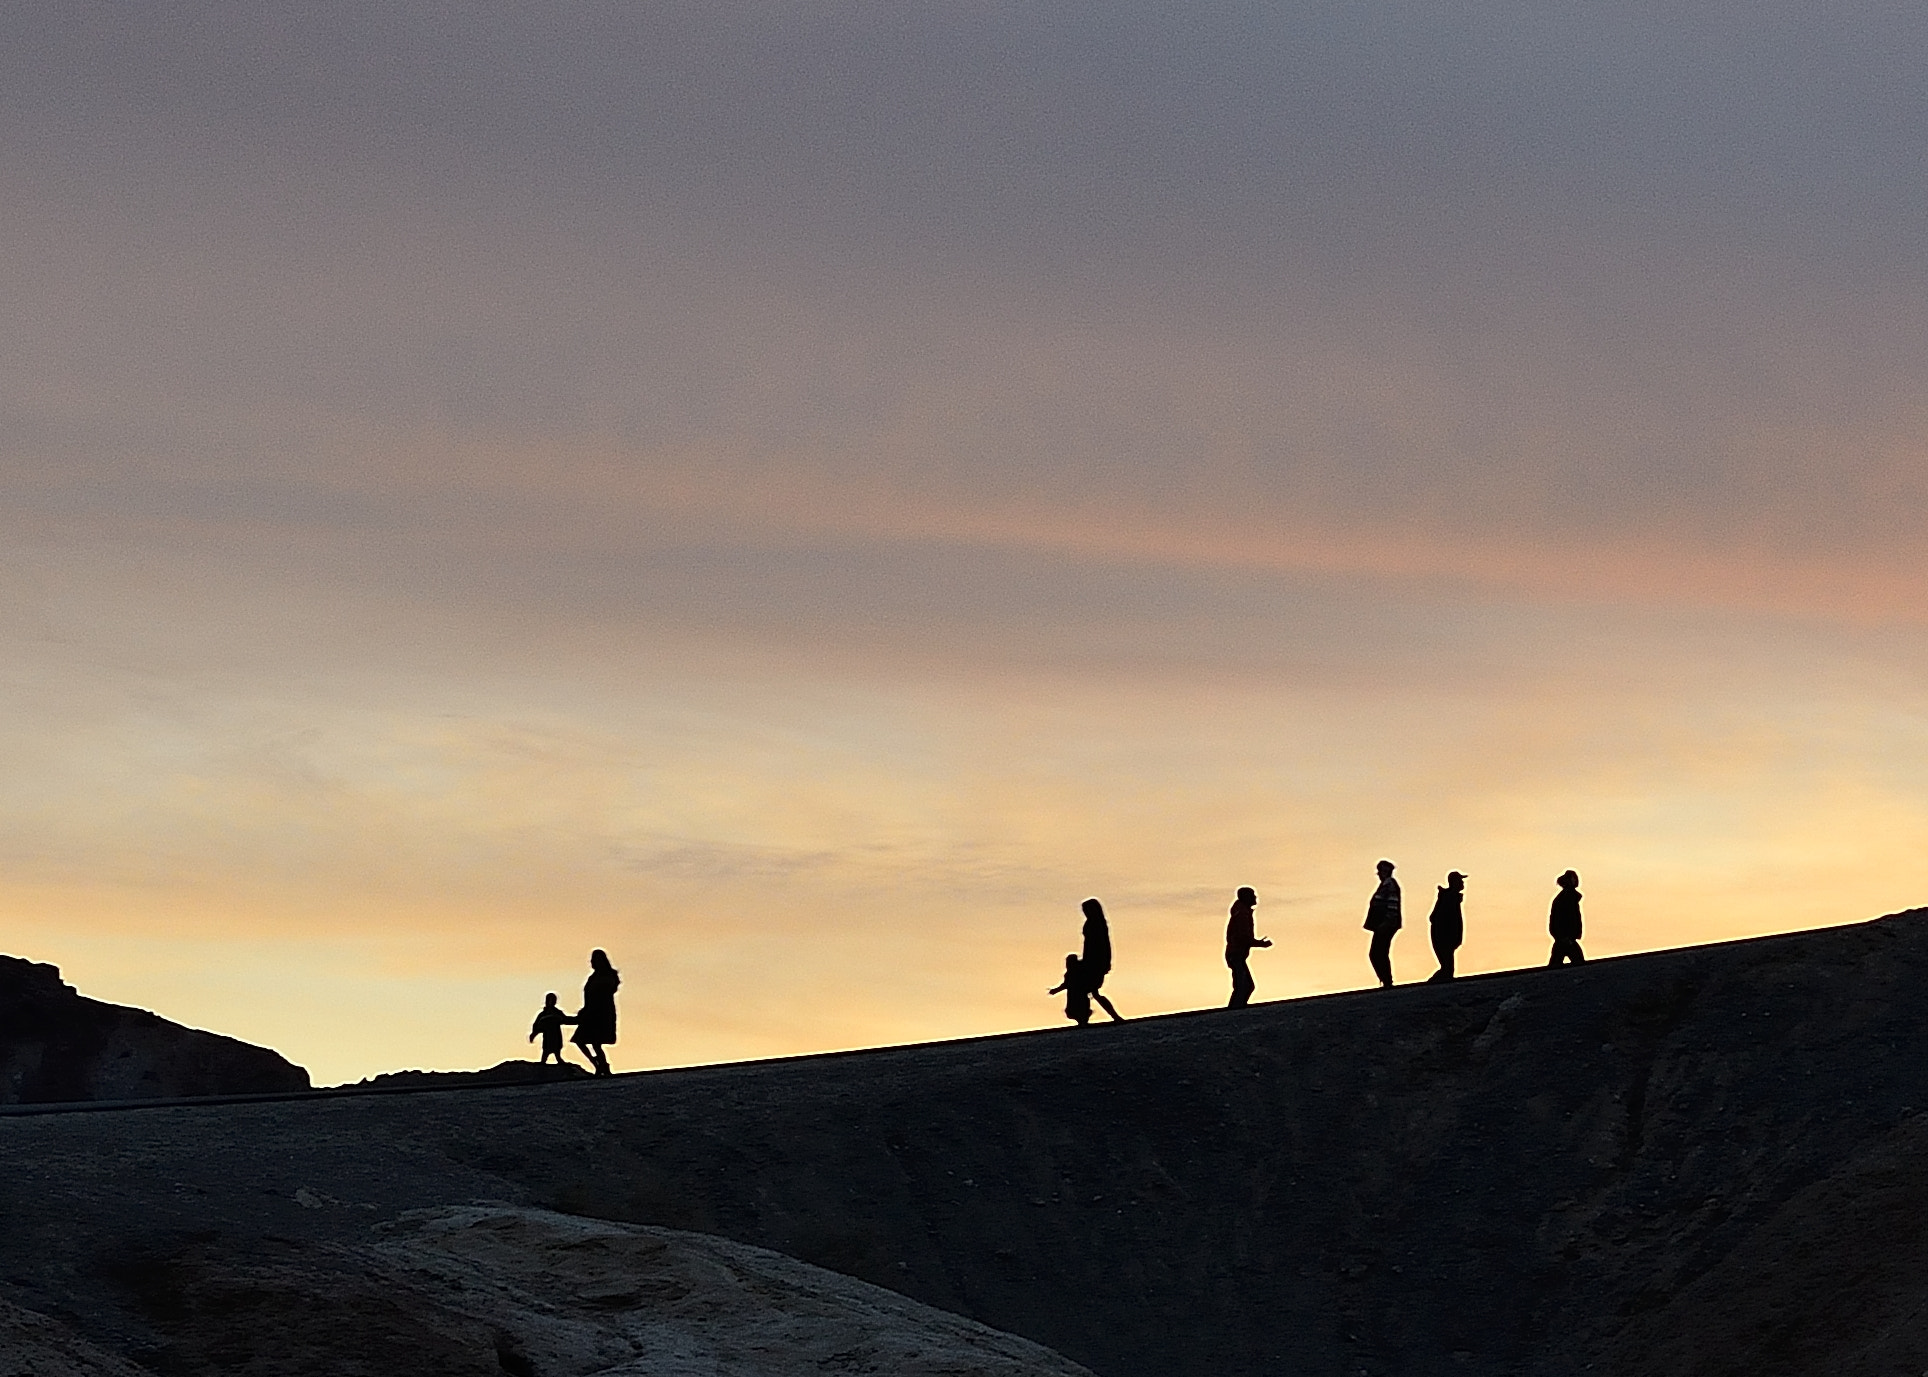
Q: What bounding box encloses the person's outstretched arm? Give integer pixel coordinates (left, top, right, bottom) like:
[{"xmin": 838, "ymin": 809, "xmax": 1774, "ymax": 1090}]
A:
[{"xmin": 1048, "ymin": 980, "xmax": 1068, "ymax": 994}]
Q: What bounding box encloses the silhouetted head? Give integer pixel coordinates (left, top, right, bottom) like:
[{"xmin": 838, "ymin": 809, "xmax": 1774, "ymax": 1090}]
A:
[
  {"xmin": 1446, "ymin": 871, "xmax": 1466, "ymax": 891},
  {"xmin": 1081, "ymin": 897, "xmax": 1105, "ymax": 920},
  {"xmin": 590, "ymin": 948, "xmax": 612, "ymax": 970},
  {"xmin": 1557, "ymin": 870, "xmax": 1580, "ymax": 889},
  {"xmin": 544, "ymin": 992, "xmax": 559, "ymax": 1007},
  {"xmin": 1065, "ymin": 953, "xmax": 1081, "ymax": 971},
  {"xmin": 1377, "ymin": 859, "xmax": 1395, "ymax": 877},
  {"xmin": 1235, "ymin": 886, "xmax": 1257, "ymax": 905}
]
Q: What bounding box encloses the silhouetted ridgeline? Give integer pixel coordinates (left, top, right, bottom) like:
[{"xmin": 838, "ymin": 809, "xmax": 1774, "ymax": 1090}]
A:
[
  {"xmin": 351, "ymin": 1058, "xmax": 592, "ymax": 1090},
  {"xmin": 0, "ymin": 955, "xmax": 309, "ymax": 1103},
  {"xmin": 4, "ymin": 913, "xmax": 1928, "ymax": 1375}
]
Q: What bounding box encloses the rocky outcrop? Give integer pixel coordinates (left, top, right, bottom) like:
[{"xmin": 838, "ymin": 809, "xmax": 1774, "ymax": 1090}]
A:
[
  {"xmin": 0, "ymin": 1296, "xmax": 149, "ymax": 1377},
  {"xmin": 105, "ymin": 1206, "xmax": 1097, "ymax": 1375},
  {"xmin": 0, "ymin": 955, "xmax": 309, "ymax": 1103}
]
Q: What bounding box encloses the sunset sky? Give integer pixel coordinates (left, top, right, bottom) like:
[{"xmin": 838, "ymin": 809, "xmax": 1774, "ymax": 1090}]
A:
[{"xmin": 4, "ymin": 3, "xmax": 1927, "ymax": 1085}]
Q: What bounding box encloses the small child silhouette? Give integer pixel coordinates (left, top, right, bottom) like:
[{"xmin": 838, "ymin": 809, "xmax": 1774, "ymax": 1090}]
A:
[
  {"xmin": 1048, "ymin": 953, "xmax": 1093, "ymax": 1026},
  {"xmin": 528, "ymin": 992, "xmax": 576, "ymax": 1064}
]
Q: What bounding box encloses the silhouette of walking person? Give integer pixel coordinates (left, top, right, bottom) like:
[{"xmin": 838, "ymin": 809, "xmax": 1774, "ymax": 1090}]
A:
[
  {"xmin": 528, "ymin": 992, "xmax": 576, "ymax": 1065},
  {"xmin": 1079, "ymin": 898, "xmax": 1125, "ymax": 1022},
  {"xmin": 571, "ymin": 948, "xmax": 621, "ymax": 1076},
  {"xmin": 1547, "ymin": 870, "xmax": 1586, "ymax": 966},
  {"xmin": 1049, "ymin": 954, "xmax": 1093, "ymax": 1026},
  {"xmin": 1364, "ymin": 860, "xmax": 1401, "ymax": 988},
  {"xmin": 1427, "ymin": 872, "xmax": 1466, "ymax": 983},
  {"xmin": 1225, "ymin": 886, "xmax": 1272, "ymax": 1008}
]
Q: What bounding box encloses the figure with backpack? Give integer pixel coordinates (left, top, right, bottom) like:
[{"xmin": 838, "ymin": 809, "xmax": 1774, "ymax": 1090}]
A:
[
  {"xmin": 1427, "ymin": 871, "xmax": 1466, "ymax": 983},
  {"xmin": 1364, "ymin": 859, "xmax": 1402, "ymax": 988}
]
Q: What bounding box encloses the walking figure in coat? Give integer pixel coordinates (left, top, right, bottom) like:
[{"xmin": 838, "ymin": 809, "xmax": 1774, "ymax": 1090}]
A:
[
  {"xmin": 528, "ymin": 992, "xmax": 576, "ymax": 1064},
  {"xmin": 1547, "ymin": 871, "xmax": 1585, "ymax": 966},
  {"xmin": 572, "ymin": 948, "xmax": 621, "ymax": 1076},
  {"xmin": 1364, "ymin": 860, "xmax": 1401, "ymax": 988},
  {"xmin": 1427, "ymin": 872, "xmax": 1466, "ymax": 983},
  {"xmin": 1224, "ymin": 887, "xmax": 1272, "ymax": 1008},
  {"xmin": 1079, "ymin": 898, "xmax": 1125, "ymax": 1022}
]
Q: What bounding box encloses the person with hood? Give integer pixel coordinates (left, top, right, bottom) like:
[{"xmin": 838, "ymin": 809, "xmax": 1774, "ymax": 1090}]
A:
[
  {"xmin": 528, "ymin": 992, "xmax": 576, "ymax": 1064},
  {"xmin": 572, "ymin": 948, "xmax": 621, "ymax": 1076},
  {"xmin": 1547, "ymin": 871, "xmax": 1585, "ymax": 966},
  {"xmin": 1224, "ymin": 886, "xmax": 1272, "ymax": 1008},
  {"xmin": 1048, "ymin": 953, "xmax": 1093, "ymax": 1026},
  {"xmin": 1079, "ymin": 897, "xmax": 1125, "ymax": 1021},
  {"xmin": 1427, "ymin": 872, "xmax": 1467, "ymax": 983},
  {"xmin": 1364, "ymin": 859, "xmax": 1401, "ymax": 988}
]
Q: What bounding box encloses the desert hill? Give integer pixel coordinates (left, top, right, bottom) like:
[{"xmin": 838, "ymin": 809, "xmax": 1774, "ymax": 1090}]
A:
[{"xmin": 5, "ymin": 911, "xmax": 1928, "ymax": 1374}]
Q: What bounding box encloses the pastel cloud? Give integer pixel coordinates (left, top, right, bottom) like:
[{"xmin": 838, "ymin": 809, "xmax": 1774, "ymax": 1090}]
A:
[{"xmin": 3, "ymin": 2, "xmax": 1926, "ymax": 585}]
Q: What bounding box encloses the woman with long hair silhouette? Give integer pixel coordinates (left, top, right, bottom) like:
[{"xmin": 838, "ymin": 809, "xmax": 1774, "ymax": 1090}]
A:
[
  {"xmin": 572, "ymin": 948, "xmax": 621, "ymax": 1076},
  {"xmin": 1079, "ymin": 897, "xmax": 1125, "ymax": 1021}
]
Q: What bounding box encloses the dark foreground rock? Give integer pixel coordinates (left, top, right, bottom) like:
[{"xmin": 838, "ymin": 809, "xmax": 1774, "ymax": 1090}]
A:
[
  {"xmin": 4, "ymin": 911, "xmax": 1928, "ymax": 1375},
  {"xmin": 0, "ymin": 955, "xmax": 309, "ymax": 1104},
  {"xmin": 59, "ymin": 1205, "xmax": 1090, "ymax": 1376},
  {"xmin": 0, "ymin": 1295, "xmax": 146, "ymax": 1376}
]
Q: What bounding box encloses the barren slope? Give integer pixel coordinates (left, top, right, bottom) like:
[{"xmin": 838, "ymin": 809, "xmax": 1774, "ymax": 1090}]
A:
[{"xmin": 4, "ymin": 911, "xmax": 1928, "ymax": 1375}]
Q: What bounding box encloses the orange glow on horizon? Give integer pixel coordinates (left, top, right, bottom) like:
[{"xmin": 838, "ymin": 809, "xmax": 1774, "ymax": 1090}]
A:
[{"xmin": 3, "ymin": 635, "xmax": 1923, "ymax": 1087}]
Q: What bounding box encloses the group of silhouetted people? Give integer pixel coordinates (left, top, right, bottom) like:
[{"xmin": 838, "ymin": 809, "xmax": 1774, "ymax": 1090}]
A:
[
  {"xmin": 530, "ymin": 871, "xmax": 1585, "ymax": 1061},
  {"xmin": 1356, "ymin": 860, "xmax": 1584, "ymax": 992},
  {"xmin": 529, "ymin": 948, "xmax": 622, "ymax": 1075},
  {"xmin": 1051, "ymin": 864, "xmax": 1590, "ymax": 1022}
]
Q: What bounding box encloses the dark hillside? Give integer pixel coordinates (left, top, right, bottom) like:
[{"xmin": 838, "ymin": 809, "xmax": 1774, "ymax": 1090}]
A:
[
  {"xmin": 0, "ymin": 956, "xmax": 309, "ymax": 1104},
  {"xmin": 4, "ymin": 912, "xmax": 1928, "ymax": 1374}
]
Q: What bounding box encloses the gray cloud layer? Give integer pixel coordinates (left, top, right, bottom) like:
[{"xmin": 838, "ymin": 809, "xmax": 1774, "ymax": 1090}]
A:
[
  {"xmin": 3, "ymin": 1, "xmax": 1925, "ymax": 626},
  {"xmin": 10, "ymin": 3, "xmax": 1923, "ymax": 242}
]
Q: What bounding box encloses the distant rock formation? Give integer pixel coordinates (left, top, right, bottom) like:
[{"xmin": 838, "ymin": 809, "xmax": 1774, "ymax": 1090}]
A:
[{"xmin": 0, "ymin": 954, "xmax": 309, "ymax": 1104}]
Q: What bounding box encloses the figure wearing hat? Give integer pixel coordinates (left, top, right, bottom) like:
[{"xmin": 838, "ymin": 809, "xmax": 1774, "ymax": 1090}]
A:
[
  {"xmin": 1547, "ymin": 870, "xmax": 1585, "ymax": 967},
  {"xmin": 1426, "ymin": 871, "xmax": 1467, "ymax": 983}
]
